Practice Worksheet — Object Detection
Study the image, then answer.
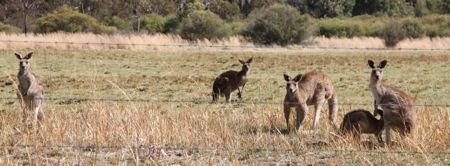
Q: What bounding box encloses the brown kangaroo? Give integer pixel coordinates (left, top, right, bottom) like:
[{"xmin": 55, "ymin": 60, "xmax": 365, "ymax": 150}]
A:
[
  {"xmin": 283, "ymin": 72, "xmax": 338, "ymax": 132},
  {"xmin": 212, "ymin": 58, "xmax": 252, "ymax": 103},
  {"xmin": 368, "ymin": 60, "xmax": 417, "ymax": 145},
  {"xmin": 340, "ymin": 109, "xmax": 384, "ymax": 143},
  {"xmin": 16, "ymin": 52, "xmax": 44, "ymax": 126}
]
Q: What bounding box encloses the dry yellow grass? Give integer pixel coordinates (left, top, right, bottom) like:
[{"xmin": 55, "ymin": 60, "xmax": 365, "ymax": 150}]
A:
[
  {"xmin": 0, "ymin": 48, "xmax": 448, "ymax": 164},
  {"xmin": 0, "ymin": 32, "xmax": 449, "ymax": 51}
]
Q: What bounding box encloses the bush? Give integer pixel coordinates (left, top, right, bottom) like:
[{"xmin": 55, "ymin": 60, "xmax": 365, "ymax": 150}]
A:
[
  {"xmin": 243, "ymin": 4, "xmax": 311, "ymax": 45},
  {"xmin": 179, "ymin": 10, "xmax": 232, "ymax": 41},
  {"xmin": 34, "ymin": 6, "xmax": 117, "ymax": 34},
  {"xmin": 141, "ymin": 14, "xmax": 165, "ymax": 34},
  {"xmin": 379, "ymin": 20, "xmax": 406, "ymax": 47},
  {"xmin": 420, "ymin": 14, "xmax": 450, "ymax": 37},
  {"xmin": 401, "ymin": 19, "xmax": 424, "ymax": 38},
  {"xmin": 0, "ymin": 22, "xmax": 21, "ymax": 33},
  {"xmin": 108, "ymin": 16, "xmax": 132, "ymax": 32},
  {"xmin": 162, "ymin": 14, "xmax": 179, "ymax": 33},
  {"xmin": 318, "ymin": 20, "xmax": 367, "ymax": 38},
  {"xmin": 229, "ymin": 21, "xmax": 247, "ymax": 35},
  {"xmin": 209, "ymin": 0, "xmax": 241, "ymax": 21}
]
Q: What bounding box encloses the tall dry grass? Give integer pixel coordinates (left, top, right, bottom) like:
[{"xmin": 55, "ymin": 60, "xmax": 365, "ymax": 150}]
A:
[
  {"xmin": 0, "ymin": 101, "xmax": 447, "ymax": 164},
  {"xmin": 0, "ymin": 33, "xmax": 449, "ymax": 51}
]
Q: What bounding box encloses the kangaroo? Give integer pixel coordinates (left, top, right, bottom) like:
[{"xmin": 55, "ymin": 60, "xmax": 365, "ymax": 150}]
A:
[
  {"xmin": 212, "ymin": 58, "xmax": 253, "ymax": 103},
  {"xmin": 283, "ymin": 72, "xmax": 338, "ymax": 132},
  {"xmin": 340, "ymin": 109, "xmax": 384, "ymax": 143},
  {"xmin": 16, "ymin": 52, "xmax": 44, "ymax": 126},
  {"xmin": 368, "ymin": 60, "xmax": 417, "ymax": 145}
]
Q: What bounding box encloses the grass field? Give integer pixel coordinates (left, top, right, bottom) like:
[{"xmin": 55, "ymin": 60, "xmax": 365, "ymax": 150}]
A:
[{"xmin": 0, "ymin": 48, "xmax": 449, "ymax": 165}]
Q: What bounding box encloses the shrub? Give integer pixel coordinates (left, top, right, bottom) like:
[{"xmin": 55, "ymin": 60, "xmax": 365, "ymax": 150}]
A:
[
  {"xmin": 229, "ymin": 21, "xmax": 247, "ymax": 35},
  {"xmin": 179, "ymin": 10, "xmax": 231, "ymax": 41},
  {"xmin": 209, "ymin": 0, "xmax": 241, "ymax": 21},
  {"xmin": 318, "ymin": 20, "xmax": 367, "ymax": 38},
  {"xmin": 420, "ymin": 14, "xmax": 450, "ymax": 37},
  {"xmin": 0, "ymin": 22, "xmax": 21, "ymax": 33},
  {"xmin": 401, "ymin": 19, "xmax": 424, "ymax": 38},
  {"xmin": 379, "ymin": 20, "xmax": 406, "ymax": 47},
  {"xmin": 108, "ymin": 16, "xmax": 132, "ymax": 32},
  {"xmin": 162, "ymin": 14, "xmax": 179, "ymax": 33},
  {"xmin": 34, "ymin": 6, "xmax": 117, "ymax": 34},
  {"xmin": 141, "ymin": 14, "xmax": 165, "ymax": 34},
  {"xmin": 243, "ymin": 4, "xmax": 311, "ymax": 45}
]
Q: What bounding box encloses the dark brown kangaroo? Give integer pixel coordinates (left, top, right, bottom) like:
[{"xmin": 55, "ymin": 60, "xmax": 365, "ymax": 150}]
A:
[
  {"xmin": 340, "ymin": 109, "xmax": 384, "ymax": 143},
  {"xmin": 212, "ymin": 58, "xmax": 252, "ymax": 103},
  {"xmin": 368, "ymin": 60, "xmax": 417, "ymax": 145}
]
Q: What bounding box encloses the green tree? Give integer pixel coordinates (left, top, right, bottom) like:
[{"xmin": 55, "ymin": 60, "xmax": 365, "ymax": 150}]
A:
[
  {"xmin": 33, "ymin": 6, "xmax": 116, "ymax": 34},
  {"xmin": 243, "ymin": 4, "xmax": 312, "ymax": 45},
  {"xmin": 179, "ymin": 10, "xmax": 231, "ymax": 40},
  {"xmin": 208, "ymin": 0, "xmax": 241, "ymax": 21}
]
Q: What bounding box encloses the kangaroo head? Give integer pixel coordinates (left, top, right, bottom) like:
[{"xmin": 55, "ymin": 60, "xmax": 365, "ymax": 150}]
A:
[
  {"xmin": 283, "ymin": 73, "xmax": 302, "ymax": 94},
  {"xmin": 368, "ymin": 59, "xmax": 387, "ymax": 82},
  {"xmin": 239, "ymin": 57, "xmax": 253, "ymax": 72},
  {"xmin": 15, "ymin": 52, "xmax": 33, "ymax": 71}
]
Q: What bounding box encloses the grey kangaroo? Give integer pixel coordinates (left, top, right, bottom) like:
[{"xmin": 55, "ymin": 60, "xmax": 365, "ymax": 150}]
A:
[
  {"xmin": 368, "ymin": 59, "xmax": 417, "ymax": 145},
  {"xmin": 16, "ymin": 52, "xmax": 44, "ymax": 126},
  {"xmin": 283, "ymin": 72, "xmax": 338, "ymax": 132}
]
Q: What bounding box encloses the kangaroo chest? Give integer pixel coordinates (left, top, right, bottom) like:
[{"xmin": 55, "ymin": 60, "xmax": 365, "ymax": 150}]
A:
[{"xmin": 18, "ymin": 74, "xmax": 32, "ymax": 94}]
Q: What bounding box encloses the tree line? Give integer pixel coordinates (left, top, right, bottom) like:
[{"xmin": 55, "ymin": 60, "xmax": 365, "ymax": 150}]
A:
[{"xmin": 0, "ymin": 0, "xmax": 449, "ymax": 46}]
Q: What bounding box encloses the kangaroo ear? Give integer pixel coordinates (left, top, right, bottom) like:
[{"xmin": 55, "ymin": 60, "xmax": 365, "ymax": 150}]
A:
[
  {"xmin": 378, "ymin": 60, "xmax": 387, "ymax": 69},
  {"xmin": 283, "ymin": 73, "xmax": 290, "ymax": 81},
  {"xmin": 247, "ymin": 57, "xmax": 253, "ymax": 63},
  {"xmin": 293, "ymin": 74, "xmax": 302, "ymax": 82},
  {"xmin": 15, "ymin": 53, "xmax": 22, "ymax": 59},
  {"xmin": 24, "ymin": 52, "xmax": 33, "ymax": 59},
  {"xmin": 368, "ymin": 60, "xmax": 375, "ymax": 68},
  {"xmin": 239, "ymin": 59, "xmax": 245, "ymax": 64}
]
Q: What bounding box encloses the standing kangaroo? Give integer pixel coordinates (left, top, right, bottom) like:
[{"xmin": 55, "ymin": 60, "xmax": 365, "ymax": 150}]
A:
[
  {"xmin": 212, "ymin": 58, "xmax": 253, "ymax": 103},
  {"xmin": 283, "ymin": 72, "xmax": 338, "ymax": 132},
  {"xmin": 16, "ymin": 52, "xmax": 44, "ymax": 126},
  {"xmin": 368, "ymin": 60, "xmax": 416, "ymax": 145},
  {"xmin": 340, "ymin": 109, "xmax": 384, "ymax": 143}
]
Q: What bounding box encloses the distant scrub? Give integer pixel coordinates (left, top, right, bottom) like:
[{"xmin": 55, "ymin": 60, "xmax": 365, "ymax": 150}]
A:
[
  {"xmin": 179, "ymin": 10, "xmax": 232, "ymax": 41},
  {"xmin": 0, "ymin": 22, "xmax": 21, "ymax": 33},
  {"xmin": 401, "ymin": 18, "xmax": 425, "ymax": 38},
  {"xmin": 316, "ymin": 16, "xmax": 385, "ymax": 38},
  {"xmin": 379, "ymin": 20, "xmax": 406, "ymax": 47},
  {"xmin": 141, "ymin": 14, "xmax": 166, "ymax": 34},
  {"xmin": 107, "ymin": 16, "xmax": 132, "ymax": 32},
  {"xmin": 33, "ymin": 6, "xmax": 117, "ymax": 34},
  {"xmin": 243, "ymin": 4, "xmax": 312, "ymax": 46}
]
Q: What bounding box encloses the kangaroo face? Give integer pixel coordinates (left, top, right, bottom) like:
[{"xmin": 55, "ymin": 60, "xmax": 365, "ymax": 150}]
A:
[
  {"xmin": 283, "ymin": 73, "xmax": 302, "ymax": 94},
  {"xmin": 368, "ymin": 60, "xmax": 387, "ymax": 81},
  {"xmin": 15, "ymin": 52, "xmax": 33, "ymax": 71},
  {"xmin": 239, "ymin": 58, "xmax": 253, "ymax": 72}
]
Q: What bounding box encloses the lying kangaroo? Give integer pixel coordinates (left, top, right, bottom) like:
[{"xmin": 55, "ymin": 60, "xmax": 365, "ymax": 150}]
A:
[
  {"xmin": 283, "ymin": 72, "xmax": 338, "ymax": 132},
  {"xmin": 368, "ymin": 60, "xmax": 416, "ymax": 145},
  {"xmin": 16, "ymin": 52, "xmax": 44, "ymax": 126},
  {"xmin": 212, "ymin": 58, "xmax": 253, "ymax": 103},
  {"xmin": 340, "ymin": 109, "xmax": 384, "ymax": 143}
]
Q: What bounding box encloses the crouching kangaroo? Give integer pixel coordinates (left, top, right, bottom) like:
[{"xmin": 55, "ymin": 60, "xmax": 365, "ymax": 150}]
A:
[
  {"xmin": 368, "ymin": 60, "xmax": 417, "ymax": 145},
  {"xmin": 283, "ymin": 72, "xmax": 338, "ymax": 132},
  {"xmin": 340, "ymin": 109, "xmax": 384, "ymax": 143},
  {"xmin": 16, "ymin": 52, "xmax": 44, "ymax": 126},
  {"xmin": 212, "ymin": 58, "xmax": 253, "ymax": 103}
]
